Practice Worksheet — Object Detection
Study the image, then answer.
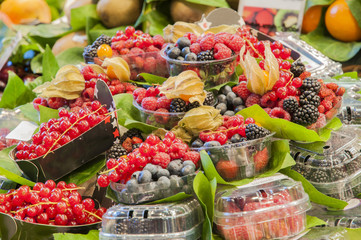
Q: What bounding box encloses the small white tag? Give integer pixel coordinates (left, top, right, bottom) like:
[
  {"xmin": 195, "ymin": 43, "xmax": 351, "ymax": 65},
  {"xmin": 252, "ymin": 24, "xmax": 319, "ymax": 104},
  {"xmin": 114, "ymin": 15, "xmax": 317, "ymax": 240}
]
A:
[
  {"xmin": 344, "ymin": 198, "xmax": 361, "ymax": 210},
  {"xmin": 237, "ymin": 173, "xmax": 288, "ymax": 189},
  {"xmin": 6, "ymin": 121, "xmax": 38, "ymax": 141}
]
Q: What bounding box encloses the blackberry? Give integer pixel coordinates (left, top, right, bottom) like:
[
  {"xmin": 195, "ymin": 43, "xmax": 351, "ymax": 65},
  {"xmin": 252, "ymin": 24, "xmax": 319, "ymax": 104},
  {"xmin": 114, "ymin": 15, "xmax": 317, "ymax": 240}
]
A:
[
  {"xmin": 245, "ymin": 124, "xmax": 270, "ymax": 140},
  {"xmin": 292, "ymin": 164, "xmax": 311, "ymax": 179},
  {"xmin": 203, "ymin": 91, "xmax": 215, "ymax": 106},
  {"xmin": 283, "ymin": 97, "xmax": 299, "ymax": 113},
  {"xmin": 290, "ymin": 61, "xmax": 306, "ymax": 77},
  {"xmin": 299, "ymin": 91, "xmax": 320, "ymax": 107},
  {"xmin": 107, "ymin": 144, "xmax": 127, "ymax": 159},
  {"xmin": 187, "ymin": 101, "xmax": 201, "ymax": 111},
  {"xmin": 170, "ymin": 98, "xmax": 187, "ymax": 112},
  {"xmin": 300, "ymin": 77, "xmax": 321, "ymax": 93},
  {"xmin": 309, "ymin": 169, "xmax": 330, "ymax": 183},
  {"xmin": 331, "ymin": 167, "xmax": 347, "ymax": 181},
  {"xmin": 92, "ymin": 34, "xmax": 112, "ymax": 49},
  {"xmin": 83, "ymin": 45, "xmax": 97, "ymax": 58},
  {"xmin": 197, "ymin": 50, "xmax": 214, "ymax": 61},
  {"xmin": 292, "ymin": 104, "xmax": 319, "ymax": 125}
]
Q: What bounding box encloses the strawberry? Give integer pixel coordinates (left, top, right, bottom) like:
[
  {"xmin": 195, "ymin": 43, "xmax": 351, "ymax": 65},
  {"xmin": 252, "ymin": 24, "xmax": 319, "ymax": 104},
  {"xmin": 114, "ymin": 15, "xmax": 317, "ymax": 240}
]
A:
[
  {"xmin": 122, "ymin": 137, "xmax": 133, "ymax": 152},
  {"xmin": 299, "ymin": 71, "xmax": 311, "ymax": 80},
  {"xmin": 222, "ymin": 225, "xmax": 263, "ymax": 240},
  {"xmin": 215, "ymin": 160, "xmax": 239, "ymax": 180},
  {"xmin": 253, "ymin": 148, "xmax": 269, "ymax": 172},
  {"xmin": 131, "ymin": 137, "xmax": 143, "ymax": 144},
  {"xmin": 326, "ymin": 82, "xmax": 339, "ymax": 91}
]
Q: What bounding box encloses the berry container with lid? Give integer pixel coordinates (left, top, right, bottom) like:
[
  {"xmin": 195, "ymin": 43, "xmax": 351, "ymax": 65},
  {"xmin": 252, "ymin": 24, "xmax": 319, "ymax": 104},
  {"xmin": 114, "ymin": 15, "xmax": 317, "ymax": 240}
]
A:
[
  {"xmin": 109, "ymin": 172, "xmax": 197, "ymax": 205},
  {"xmin": 192, "ymin": 132, "xmax": 275, "ymax": 181},
  {"xmin": 160, "ymin": 50, "xmax": 238, "ymax": 89},
  {"xmin": 214, "ymin": 174, "xmax": 311, "ymax": 240},
  {"xmin": 290, "ymin": 126, "xmax": 361, "ymax": 200},
  {"xmin": 99, "ymin": 197, "xmax": 204, "ymax": 240}
]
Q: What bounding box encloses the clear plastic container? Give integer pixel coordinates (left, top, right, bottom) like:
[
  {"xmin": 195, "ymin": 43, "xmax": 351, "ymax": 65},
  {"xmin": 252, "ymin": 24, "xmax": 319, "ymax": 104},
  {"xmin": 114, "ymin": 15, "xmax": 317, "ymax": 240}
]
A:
[
  {"xmin": 193, "ymin": 133, "xmax": 275, "ymax": 181},
  {"xmin": 84, "ymin": 51, "xmax": 169, "ymax": 80},
  {"xmin": 99, "ymin": 197, "xmax": 204, "ymax": 240},
  {"xmin": 214, "ymin": 174, "xmax": 311, "ymax": 240},
  {"xmin": 160, "ymin": 50, "xmax": 238, "ymax": 89},
  {"xmin": 133, "ymin": 100, "xmax": 185, "ymax": 130},
  {"xmin": 110, "ymin": 172, "xmax": 197, "ymax": 204},
  {"xmin": 290, "ymin": 126, "xmax": 361, "ymax": 200}
]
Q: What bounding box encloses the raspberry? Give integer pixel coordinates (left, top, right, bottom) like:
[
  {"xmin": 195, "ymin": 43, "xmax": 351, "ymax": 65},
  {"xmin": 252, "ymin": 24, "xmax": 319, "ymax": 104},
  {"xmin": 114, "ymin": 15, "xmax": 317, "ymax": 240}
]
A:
[
  {"xmin": 321, "ymin": 100, "xmax": 333, "ymax": 111},
  {"xmin": 169, "ymin": 143, "xmax": 188, "ymax": 159},
  {"xmin": 124, "ymin": 82, "xmax": 137, "ymax": 92},
  {"xmin": 183, "ymin": 151, "xmax": 201, "ymax": 167},
  {"xmin": 245, "ymin": 93, "xmax": 261, "ymax": 107},
  {"xmin": 269, "ymin": 107, "xmax": 291, "ymax": 121},
  {"xmin": 227, "ymin": 35, "xmax": 244, "ymax": 52},
  {"xmin": 315, "ymin": 113, "xmax": 327, "ymax": 129},
  {"xmin": 134, "ymin": 56, "xmax": 144, "ymax": 68},
  {"xmin": 69, "ymin": 97, "xmax": 84, "ymax": 108},
  {"xmin": 82, "ymin": 88, "xmax": 95, "ymax": 101},
  {"xmin": 277, "ymin": 99, "xmax": 285, "ymax": 108},
  {"xmin": 129, "ymin": 47, "xmax": 145, "ymax": 56},
  {"xmin": 145, "ymin": 87, "xmax": 159, "ymax": 97},
  {"xmin": 299, "ymin": 71, "xmax": 311, "ymax": 80},
  {"xmin": 32, "ymin": 97, "xmax": 47, "ymax": 111},
  {"xmin": 47, "ymin": 97, "xmax": 67, "ymax": 109},
  {"xmin": 238, "ymin": 74, "xmax": 247, "ymax": 82},
  {"xmin": 156, "ymin": 96, "xmax": 172, "ymax": 110},
  {"xmin": 189, "ymin": 43, "xmax": 201, "ymax": 55},
  {"xmin": 326, "ymin": 83, "xmax": 339, "ymax": 91},
  {"xmin": 253, "ymin": 147, "xmax": 269, "ymax": 172},
  {"xmin": 141, "ymin": 97, "xmax": 157, "ymax": 111},
  {"xmin": 199, "ymin": 34, "xmax": 215, "ymax": 51},
  {"xmin": 260, "ymin": 92, "xmax": 277, "ymax": 108},
  {"xmin": 264, "ymin": 108, "xmax": 272, "ymax": 115},
  {"xmin": 183, "ymin": 33, "xmax": 197, "ymax": 44},
  {"xmin": 335, "ymin": 87, "xmax": 345, "ymax": 96},
  {"xmin": 214, "ymin": 43, "xmax": 232, "ymax": 60},
  {"xmin": 319, "ymin": 86, "xmax": 334, "ymax": 98},
  {"xmin": 152, "ymin": 152, "xmax": 171, "ymax": 168},
  {"xmin": 152, "ymin": 35, "xmax": 165, "ymax": 48},
  {"xmin": 154, "ymin": 108, "xmax": 170, "ymax": 124},
  {"xmin": 133, "ymin": 88, "xmax": 146, "ymax": 98},
  {"xmin": 143, "ymin": 57, "xmax": 157, "ymax": 73},
  {"xmin": 214, "ymin": 32, "xmax": 231, "ymax": 45},
  {"xmin": 232, "ymin": 82, "xmax": 251, "ymax": 100},
  {"xmin": 145, "ymin": 45, "xmax": 159, "ymax": 53},
  {"xmin": 81, "ymin": 65, "xmax": 97, "ymax": 81},
  {"xmin": 114, "ymin": 84, "xmax": 125, "ymax": 94}
]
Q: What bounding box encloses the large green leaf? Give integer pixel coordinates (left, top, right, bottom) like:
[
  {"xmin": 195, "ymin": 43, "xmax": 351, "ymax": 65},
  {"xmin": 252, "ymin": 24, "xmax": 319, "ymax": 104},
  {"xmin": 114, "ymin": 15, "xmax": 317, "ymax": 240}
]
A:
[
  {"xmin": 39, "ymin": 105, "xmax": 59, "ymax": 124},
  {"xmin": 0, "ymin": 146, "xmax": 21, "ymax": 176},
  {"xmin": 332, "ymin": 71, "xmax": 359, "ymax": 80},
  {"xmin": 238, "ymin": 105, "xmax": 324, "ymax": 142},
  {"xmin": 280, "ymin": 168, "xmax": 347, "ymax": 210},
  {"xmin": 56, "ymin": 47, "xmax": 85, "ymax": 67},
  {"xmin": 18, "ymin": 103, "xmax": 40, "ymax": 124},
  {"xmin": 71, "ymin": 4, "xmax": 99, "ymax": 31},
  {"xmin": 42, "ymin": 45, "xmax": 59, "ymax": 84},
  {"xmin": 186, "ymin": 0, "xmax": 230, "ymax": 7},
  {"xmin": 30, "ymin": 53, "xmax": 43, "ymax": 74},
  {"xmin": 138, "ymin": 73, "xmax": 167, "ymax": 85},
  {"xmin": 0, "ymin": 72, "xmax": 36, "ymax": 109},
  {"xmin": 306, "ymin": 215, "xmax": 327, "ymax": 229},
  {"xmin": 317, "ymin": 117, "xmax": 342, "ymax": 141},
  {"xmin": 0, "ymin": 166, "xmax": 35, "ymax": 187},
  {"xmin": 348, "ymin": 0, "xmax": 361, "ymax": 29},
  {"xmin": 306, "ymin": 0, "xmax": 335, "ymax": 8},
  {"xmin": 53, "ymin": 230, "xmax": 99, "ymax": 240},
  {"xmin": 147, "ymin": 192, "xmax": 192, "ymax": 204}
]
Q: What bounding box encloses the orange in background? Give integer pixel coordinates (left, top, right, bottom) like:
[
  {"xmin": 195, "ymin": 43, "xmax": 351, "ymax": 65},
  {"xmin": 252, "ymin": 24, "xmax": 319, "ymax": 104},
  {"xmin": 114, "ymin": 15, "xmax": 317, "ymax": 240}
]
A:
[{"xmin": 301, "ymin": 5, "xmax": 322, "ymax": 34}]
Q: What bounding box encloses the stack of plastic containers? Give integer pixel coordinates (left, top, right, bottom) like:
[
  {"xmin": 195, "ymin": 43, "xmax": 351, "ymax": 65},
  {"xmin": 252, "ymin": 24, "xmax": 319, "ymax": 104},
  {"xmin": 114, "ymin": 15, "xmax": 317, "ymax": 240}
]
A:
[
  {"xmin": 290, "ymin": 126, "xmax": 361, "ymax": 200},
  {"xmin": 99, "ymin": 197, "xmax": 204, "ymax": 239},
  {"xmin": 213, "ymin": 174, "xmax": 311, "ymax": 240}
]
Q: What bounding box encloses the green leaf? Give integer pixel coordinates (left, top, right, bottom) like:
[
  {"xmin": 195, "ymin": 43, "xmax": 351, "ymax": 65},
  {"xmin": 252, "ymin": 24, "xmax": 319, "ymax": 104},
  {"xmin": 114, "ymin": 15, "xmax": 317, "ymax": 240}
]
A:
[
  {"xmin": 332, "ymin": 71, "xmax": 359, "ymax": 80},
  {"xmin": 53, "ymin": 230, "xmax": 99, "ymax": 240},
  {"xmin": 318, "ymin": 117, "xmax": 342, "ymax": 141},
  {"xmin": 105, "ymin": 185, "xmax": 118, "ymax": 202},
  {"xmin": 56, "ymin": 47, "xmax": 85, "ymax": 67},
  {"xmin": 280, "ymin": 168, "xmax": 347, "ymax": 209},
  {"xmin": 306, "ymin": 0, "xmax": 335, "ymax": 9},
  {"xmin": 123, "ymin": 118, "xmax": 158, "ymax": 134},
  {"xmin": 138, "ymin": 73, "xmax": 167, "ymax": 85},
  {"xmin": 306, "ymin": 215, "xmax": 327, "ymax": 229},
  {"xmin": 147, "ymin": 192, "xmax": 192, "ymax": 204},
  {"xmin": 185, "ymin": 0, "xmax": 230, "ymax": 8},
  {"xmin": 0, "ymin": 146, "xmax": 21, "ymax": 175},
  {"xmin": 71, "ymin": 4, "xmax": 99, "ymax": 31},
  {"xmin": 25, "ymin": 76, "xmax": 44, "ymax": 92},
  {"xmin": 0, "ymin": 166, "xmax": 35, "ymax": 187},
  {"xmin": 348, "ymin": 0, "xmax": 361, "ymax": 29},
  {"xmin": 85, "ymin": 17, "xmax": 102, "ymax": 43},
  {"xmin": 42, "ymin": 45, "xmax": 59, "ymax": 84},
  {"xmin": 18, "ymin": 103, "xmax": 40, "ymax": 124},
  {"xmin": 137, "ymin": 2, "xmax": 171, "ymax": 36},
  {"xmin": 59, "ymin": 155, "xmax": 106, "ymax": 186},
  {"xmin": 30, "ymin": 53, "xmax": 43, "ymax": 74},
  {"xmin": 0, "ymin": 72, "xmax": 36, "ymax": 109},
  {"xmin": 238, "ymin": 105, "xmax": 324, "ymax": 142},
  {"xmin": 39, "ymin": 105, "xmax": 59, "ymax": 124},
  {"xmin": 27, "ymin": 23, "xmax": 72, "ymax": 47}
]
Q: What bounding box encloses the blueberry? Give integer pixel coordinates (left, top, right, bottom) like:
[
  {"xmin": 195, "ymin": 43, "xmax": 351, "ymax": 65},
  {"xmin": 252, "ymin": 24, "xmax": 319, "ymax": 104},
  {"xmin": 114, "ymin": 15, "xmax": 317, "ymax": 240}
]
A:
[
  {"xmin": 204, "ymin": 141, "xmax": 221, "ymax": 148},
  {"xmin": 138, "ymin": 170, "xmax": 152, "ymax": 183},
  {"xmin": 185, "ymin": 53, "xmax": 197, "ymax": 61},
  {"xmin": 232, "ymin": 97, "xmax": 243, "ymax": 107},
  {"xmin": 231, "ymin": 134, "xmax": 242, "ymax": 143},
  {"xmin": 167, "ymin": 47, "xmax": 181, "ymax": 59},
  {"xmin": 144, "ymin": 163, "xmax": 158, "ymax": 177},
  {"xmin": 144, "ymin": 182, "xmax": 157, "ymax": 191},
  {"xmin": 217, "ymin": 94, "xmax": 227, "ymax": 104},
  {"xmin": 216, "ymin": 103, "xmax": 227, "ymax": 114},
  {"xmin": 176, "ymin": 37, "xmax": 191, "ymax": 50},
  {"xmin": 224, "ymin": 110, "xmax": 235, "ymax": 116},
  {"xmin": 181, "ymin": 165, "xmax": 196, "ymax": 176},
  {"xmin": 131, "ymin": 171, "xmax": 141, "ymax": 180},
  {"xmin": 165, "ymin": 43, "xmax": 175, "ymax": 52},
  {"xmin": 221, "ymin": 85, "xmax": 232, "ymax": 95},
  {"xmin": 170, "ymin": 175, "xmax": 184, "ymax": 188},
  {"xmin": 126, "ymin": 179, "xmax": 139, "ymax": 193},
  {"xmin": 181, "ymin": 47, "xmax": 190, "ymax": 57},
  {"xmin": 226, "ymin": 92, "xmax": 237, "ymax": 103},
  {"xmin": 167, "ymin": 160, "xmax": 183, "ymax": 175},
  {"xmin": 235, "ymin": 105, "xmax": 245, "ymax": 113},
  {"xmin": 183, "ymin": 160, "xmax": 196, "ymax": 169},
  {"xmin": 157, "ymin": 176, "xmax": 171, "ymax": 189},
  {"xmin": 191, "ymin": 138, "xmax": 204, "ymax": 148},
  {"xmin": 177, "ymin": 56, "xmax": 185, "ymax": 61},
  {"xmin": 156, "ymin": 168, "xmax": 170, "ymax": 180}
]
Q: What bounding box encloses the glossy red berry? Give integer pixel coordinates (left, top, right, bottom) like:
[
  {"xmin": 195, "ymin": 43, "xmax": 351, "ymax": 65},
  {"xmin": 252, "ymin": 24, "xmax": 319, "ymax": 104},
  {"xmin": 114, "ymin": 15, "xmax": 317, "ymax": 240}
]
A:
[
  {"xmin": 97, "ymin": 175, "xmax": 110, "ymax": 187},
  {"xmin": 276, "ymin": 87, "xmax": 288, "ymax": 99}
]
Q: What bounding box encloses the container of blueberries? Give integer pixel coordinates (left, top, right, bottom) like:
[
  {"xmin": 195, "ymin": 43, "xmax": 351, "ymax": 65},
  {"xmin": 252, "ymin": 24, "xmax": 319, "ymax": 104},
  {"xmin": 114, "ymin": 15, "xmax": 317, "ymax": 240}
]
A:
[
  {"xmin": 99, "ymin": 197, "xmax": 204, "ymax": 240},
  {"xmin": 214, "ymin": 174, "xmax": 311, "ymax": 240},
  {"xmin": 192, "ymin": 131, "xmax": 275, "ymax": 182},
  {"xmin": 109, "ymin": 160, "xmax": 198, "ymax": 204},
  {"xmin": 290, "ymin": 126, "xmax": 361, "ymax": 200},
  {"xmin": 161, "ymin": 37, "xmax": 238, "ymax": 89},
  {"xmin": 214, "ymin": 85, "xmax": 246, "ymax": 116}
]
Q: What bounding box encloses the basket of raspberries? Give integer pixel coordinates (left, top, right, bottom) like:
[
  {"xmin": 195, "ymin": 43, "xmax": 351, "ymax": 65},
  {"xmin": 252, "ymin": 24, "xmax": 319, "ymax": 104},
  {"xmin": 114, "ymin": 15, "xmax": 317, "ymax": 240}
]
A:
[
  {"xmin": 132, "ymin": 86, "xmax": 215, "ymax": 130},
  {"xmin": 83, "ymin": 27, "xmax": 169, "ymax": 80},
  {"xmin": 191, "ymin": 115, "xmax": 274, "ymax": 181},
  {"xmin": 97, "ymin": 131, "xmax": 200, "ymax": 204}
]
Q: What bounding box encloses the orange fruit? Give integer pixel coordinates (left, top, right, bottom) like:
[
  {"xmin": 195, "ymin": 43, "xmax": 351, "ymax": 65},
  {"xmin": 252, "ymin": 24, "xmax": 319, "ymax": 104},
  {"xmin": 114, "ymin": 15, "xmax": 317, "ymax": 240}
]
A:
[
  {"xmin": 0, "ymin": 0, "xmax": 51, "ymax": 24},
  {"xmin": 325, "ymin": 0, "xmax": 361, "ymax": 42},
  {"xmin": 301, "ymin": 5, "xmax": 322, "ymax": 34}
]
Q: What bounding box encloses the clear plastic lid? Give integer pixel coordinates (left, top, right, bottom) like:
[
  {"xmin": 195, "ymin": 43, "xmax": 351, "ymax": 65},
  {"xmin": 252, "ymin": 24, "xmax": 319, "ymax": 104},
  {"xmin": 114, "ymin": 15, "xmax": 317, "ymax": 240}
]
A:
[
  {"xmin": 214, "ymin": 174, "xmax": 310, "ymax": 225},
  {"xmin": 100, "ymin": 197, "xmax": 204, "ymax": 239}
]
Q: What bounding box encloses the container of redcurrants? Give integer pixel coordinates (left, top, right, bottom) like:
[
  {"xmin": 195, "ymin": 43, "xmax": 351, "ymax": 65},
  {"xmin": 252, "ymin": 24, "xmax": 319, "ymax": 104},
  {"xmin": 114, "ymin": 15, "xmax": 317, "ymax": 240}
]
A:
[
  {"xmin": 290, "ymin": 126, "xmax": 361, "ymax": 200},
  {"xmin": 214, "ymin": 174, "xmax": 311, "ymax": 240},
  {"xmin": 83, "ymin": 27, "xmax": 169, "ymax": 80},
  {"xmin": 10, "ymin": 80, "xmax": 119, "ymax": 181},
  {"xmin": 99, "ymin": 197, "xmax": 204, "ymax": 240}
]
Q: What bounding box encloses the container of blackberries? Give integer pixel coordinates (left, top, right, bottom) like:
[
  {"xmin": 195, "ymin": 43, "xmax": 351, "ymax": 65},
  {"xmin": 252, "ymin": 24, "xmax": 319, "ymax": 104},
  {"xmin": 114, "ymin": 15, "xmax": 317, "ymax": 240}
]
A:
[
  {"xmin": 161, "ymin": 36, "xmax": 238, "ymax": 88},
  {"xmin": 290, "ymin": 126, "xmax": 361, "ymax": 200},
  {"xmin": 132, "ymin": 86, "xmax": 216, "ymax": 130},
  {"xmin": 191, "ymin": 115, "xmax": 275, "ymax": 181}
]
